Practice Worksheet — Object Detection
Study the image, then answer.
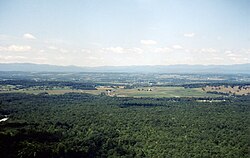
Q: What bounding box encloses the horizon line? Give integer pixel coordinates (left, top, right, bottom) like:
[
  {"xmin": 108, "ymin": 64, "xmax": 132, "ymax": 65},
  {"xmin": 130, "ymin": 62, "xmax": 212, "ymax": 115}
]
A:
[{"xmin": 0, "ymin": 62, "xmax": 250, "ymax": 68}]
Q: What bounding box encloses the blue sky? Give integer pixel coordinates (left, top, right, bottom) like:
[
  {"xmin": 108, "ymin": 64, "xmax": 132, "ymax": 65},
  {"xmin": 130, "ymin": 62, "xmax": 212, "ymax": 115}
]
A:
[{"xmin": 0, "ymin": 0, "xmax": 249, "ymax": 66}]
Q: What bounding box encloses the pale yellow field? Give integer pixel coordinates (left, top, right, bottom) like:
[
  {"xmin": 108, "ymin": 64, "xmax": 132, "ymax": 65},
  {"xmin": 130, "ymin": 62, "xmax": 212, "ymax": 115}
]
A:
[{"xmin": 204, "ymin": 85, "xmax": 250, "ymax": 95}]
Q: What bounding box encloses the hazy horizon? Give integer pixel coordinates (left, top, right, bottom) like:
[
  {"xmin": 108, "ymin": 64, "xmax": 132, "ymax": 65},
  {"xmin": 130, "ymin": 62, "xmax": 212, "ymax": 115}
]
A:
[
  {"xmin": 1, "ymin": 62, "xmax": 250, "ymax": 68},
  {"xmin": 0, "ymin": 0, "xmax": 249, "ymax": 66}
]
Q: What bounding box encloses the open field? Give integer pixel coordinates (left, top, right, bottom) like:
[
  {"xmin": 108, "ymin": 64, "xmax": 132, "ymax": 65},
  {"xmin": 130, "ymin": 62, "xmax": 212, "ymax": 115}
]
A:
[
  {"xmin": 0, "ymin": 86, "xmax": 221, "ymax": 98},
  {"xmin": 204, "ymin": 85, "xmax": 250, "ymax": 95},
  {"xmin": 113, "ymin": 87, "xmax": 220, "ymax": 98}
]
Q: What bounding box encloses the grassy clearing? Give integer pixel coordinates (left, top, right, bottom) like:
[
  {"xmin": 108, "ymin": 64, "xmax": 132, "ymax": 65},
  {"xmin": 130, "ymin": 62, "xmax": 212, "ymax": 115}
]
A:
[{"xmin": 114, "ymin": 87, "xmax": 220, "ymax": 98}]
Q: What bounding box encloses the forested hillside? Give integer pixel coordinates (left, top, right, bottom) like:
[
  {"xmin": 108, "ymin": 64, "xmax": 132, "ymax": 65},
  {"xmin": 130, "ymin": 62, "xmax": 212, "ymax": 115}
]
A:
[{"xmin": 0, "ymin": 93, "xmax": 249, "ymax": 157}]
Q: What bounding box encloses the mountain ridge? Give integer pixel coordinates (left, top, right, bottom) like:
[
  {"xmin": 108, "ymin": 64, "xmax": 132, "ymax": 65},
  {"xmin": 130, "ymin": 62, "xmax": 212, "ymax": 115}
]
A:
[{"xmin": 0, "ymin": 63, "xmax": 249, "ymax": 74}]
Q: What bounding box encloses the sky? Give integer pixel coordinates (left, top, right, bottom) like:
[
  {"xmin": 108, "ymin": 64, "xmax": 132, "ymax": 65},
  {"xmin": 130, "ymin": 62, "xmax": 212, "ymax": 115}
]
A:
[{"xmin": 0, "ymin": 0, "xmax": 250, "ymax": 67}]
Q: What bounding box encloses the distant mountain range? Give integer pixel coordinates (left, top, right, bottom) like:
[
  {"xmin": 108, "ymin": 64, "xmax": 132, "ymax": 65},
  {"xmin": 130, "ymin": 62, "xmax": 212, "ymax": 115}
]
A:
[{"xmin": 0, "ymin": 63, "xmax": 249, "ymax": 74}]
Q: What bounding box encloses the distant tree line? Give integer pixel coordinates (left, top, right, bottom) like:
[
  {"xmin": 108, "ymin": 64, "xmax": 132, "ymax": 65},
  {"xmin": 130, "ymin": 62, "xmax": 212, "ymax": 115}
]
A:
[{"xmin": 0, "ymin": 80, "xmax": 97, "ymax": 90}]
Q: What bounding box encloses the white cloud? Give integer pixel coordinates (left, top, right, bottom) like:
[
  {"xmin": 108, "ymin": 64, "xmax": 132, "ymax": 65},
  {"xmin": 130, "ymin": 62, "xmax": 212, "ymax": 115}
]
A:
[
  {"xmin": 103, "ymin": 47, "xmax": 124, "ymax": 54},
  {"xmin": 224, "ymin": 50, "xmax": 241, "ymax": 57},
  {"xmin": 23, "ymin": 33, "xmax": 36, "ymax": 40},
  {"xmin": 102, "ymin": 47, "xmax": 144, "ymax": 55},
  {"xmin": 39, "ymin": 49, "xmax": 45, "ymax": 53},
  {"xmin": 59, "ymin": 48, "xmax": 68, "ymax": 53},
  {"xmin": 129, "ymin": 47, "xmax": 144, "ymax": 54},
  {"xmin": 247, "ymin": 49, "xmax": 250, "ymax": 54},
  {"xmin": 212, "ymin": 57, "xmax": 224, "ymax": 60},
  {"xmin": 47, "ymin": 46, "xmax": 68, "ymax": 53},
  {"xmin": 184, "ymin": 33, "xmax": 195, "ymax": 37},
  {"xmin": 0, "ymin": 45, "xmax": 31, "ymax": 52},
  {"xmin": 200, "ymin": 48, "xmax": 218, "ymax": 53},
  {"xmin": 172, "ymin": 45, "xmax": 183, "ymax": 49},
  {"xmin": 0, "ymin": 55, "xmax": 27, "ymax": 60},
  {"xmin": 154, "ymin": 47, "xmax": 172, "ymax": 53},
  {"xmin": 81, "ymin": 49, "xmax": 91, "ymax": 54},
  {"xmin": 0, "ymin": 55, "xmax": 28, "ymax": 63},
  {"xmin": 56, "ymin": 56, "xmax": 65, "ymax": 60},
  {"xmin": 34, "ymin": 57, "xmax": 47, "ymax": 61},
  {"xmin": 226, "ymin": 53, "xmax": 240, "ymax": 57},
  {"xmin": 48, "ymin": 46, "xmax": 58, "ymax": 50},
  {"xmin": 184, "ymin": 49, "xmax": 190, "ymax": 53},
  {"xmin": 140, "ymin": 40, "xmax": 157, "ymax": 45},
  {"xmin": 224, "ymin": 50, "xmax": 232, "ymax": 54},
  {"xmin": 87, "ymin": 56, "xmax": 101, "ymax": 60}
]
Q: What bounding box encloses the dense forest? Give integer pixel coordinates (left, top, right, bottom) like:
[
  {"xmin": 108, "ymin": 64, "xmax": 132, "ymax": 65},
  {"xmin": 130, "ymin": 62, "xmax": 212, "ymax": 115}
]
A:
[{"xmin": 0, "ymin": 93, "xmax": 249, "ymax": 157}]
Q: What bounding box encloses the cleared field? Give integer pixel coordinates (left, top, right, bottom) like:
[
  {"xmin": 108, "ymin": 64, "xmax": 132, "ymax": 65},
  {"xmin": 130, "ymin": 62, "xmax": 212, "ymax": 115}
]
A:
[
  {"xmin": 113, "ymin": 87, "xmax": 220, "ymax": 98},
  {"xmin": 0, "ymin": 86, "xmax": 221, "ymax": 98},
  {"xmin": 204, "ymin": 85, "xmax": 250, "ymax": 95}
]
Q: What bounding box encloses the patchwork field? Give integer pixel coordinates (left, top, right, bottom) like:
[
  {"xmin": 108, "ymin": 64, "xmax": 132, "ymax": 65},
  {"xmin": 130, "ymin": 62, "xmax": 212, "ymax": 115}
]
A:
[{"xmin": 0, "ymin": 86, "xmax": 220, "ymax": 98}]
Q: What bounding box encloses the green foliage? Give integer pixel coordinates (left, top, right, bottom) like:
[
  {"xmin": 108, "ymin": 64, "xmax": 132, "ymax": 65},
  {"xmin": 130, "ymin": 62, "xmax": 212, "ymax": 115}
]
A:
[{"xmin": 0, "ymin": 93, "xmax": 249, "ymax": 157}]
